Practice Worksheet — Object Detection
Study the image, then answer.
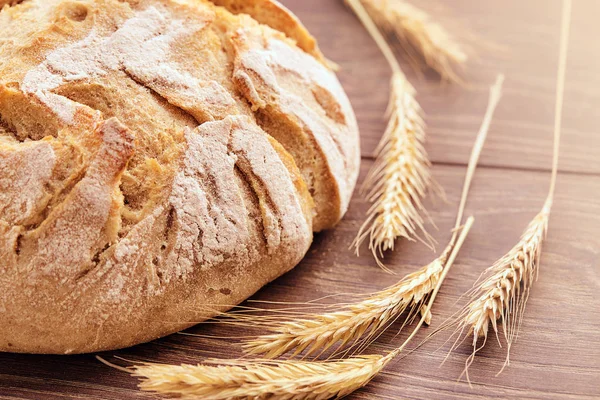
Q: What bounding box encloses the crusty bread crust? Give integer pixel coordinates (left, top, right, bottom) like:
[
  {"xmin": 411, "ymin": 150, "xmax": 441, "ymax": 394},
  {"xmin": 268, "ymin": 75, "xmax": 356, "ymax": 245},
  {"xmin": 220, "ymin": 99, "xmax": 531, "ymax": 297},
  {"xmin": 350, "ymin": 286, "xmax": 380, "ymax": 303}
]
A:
[
  {"xmin": 207, "ymin": 0, "xmax": 327, "ymax": 64},
  {"xmin": 0, "ymin": 0, "xmax": 359, "ymax": 353}
]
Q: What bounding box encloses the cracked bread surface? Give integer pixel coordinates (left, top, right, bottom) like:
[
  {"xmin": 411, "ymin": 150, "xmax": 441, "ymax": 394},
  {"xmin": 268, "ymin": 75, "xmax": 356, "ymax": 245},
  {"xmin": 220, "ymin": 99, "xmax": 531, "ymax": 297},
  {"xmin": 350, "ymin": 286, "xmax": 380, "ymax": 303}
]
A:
[{"xmin": 0, "ymin": 0, "xmax": 360, "ymax": 353}]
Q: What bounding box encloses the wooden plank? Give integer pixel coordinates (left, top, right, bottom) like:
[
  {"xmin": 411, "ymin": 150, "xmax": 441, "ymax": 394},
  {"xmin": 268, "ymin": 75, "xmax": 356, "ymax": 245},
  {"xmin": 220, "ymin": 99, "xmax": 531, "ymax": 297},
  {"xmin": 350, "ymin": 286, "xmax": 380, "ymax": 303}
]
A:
[
  {"xmin": 1, "ymin": 162, "xmax": 599, "ymax": 399},
  {"xmin": 284, "ymin": 0, "xmax": 600, "ymax": 174}
]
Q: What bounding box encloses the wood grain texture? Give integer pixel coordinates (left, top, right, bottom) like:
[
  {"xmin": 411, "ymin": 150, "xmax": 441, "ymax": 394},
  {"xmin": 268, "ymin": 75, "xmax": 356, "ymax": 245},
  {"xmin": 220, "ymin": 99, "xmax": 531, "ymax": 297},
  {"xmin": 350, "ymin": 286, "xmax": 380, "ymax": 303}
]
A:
[{"xmin": 1, "ymin": 0, "xmax": 599, "ymax": 399}]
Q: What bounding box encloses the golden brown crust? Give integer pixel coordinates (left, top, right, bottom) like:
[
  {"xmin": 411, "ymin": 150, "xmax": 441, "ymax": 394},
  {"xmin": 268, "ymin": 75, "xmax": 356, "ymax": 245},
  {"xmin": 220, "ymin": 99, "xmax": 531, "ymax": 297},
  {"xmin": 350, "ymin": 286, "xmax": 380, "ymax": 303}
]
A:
[
  {"xmin": 0, "ymin": 0, "xmax": 359, "ymax": 353},
  {"xmin": 228, "ymin": 23, "xmax": 361, "ymax": 230},
  {"xmin": 207, "ymin": 0, "xmax": 327, "ymax": 64}
]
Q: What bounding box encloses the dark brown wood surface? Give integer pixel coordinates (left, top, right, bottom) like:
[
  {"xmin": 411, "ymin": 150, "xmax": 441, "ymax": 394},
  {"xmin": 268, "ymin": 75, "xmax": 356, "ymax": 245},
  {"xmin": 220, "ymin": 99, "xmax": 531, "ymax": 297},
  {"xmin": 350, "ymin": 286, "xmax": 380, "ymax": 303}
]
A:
[{"xmin": 2, "ymin": 0, "xmax": 599, "ymax": 399}]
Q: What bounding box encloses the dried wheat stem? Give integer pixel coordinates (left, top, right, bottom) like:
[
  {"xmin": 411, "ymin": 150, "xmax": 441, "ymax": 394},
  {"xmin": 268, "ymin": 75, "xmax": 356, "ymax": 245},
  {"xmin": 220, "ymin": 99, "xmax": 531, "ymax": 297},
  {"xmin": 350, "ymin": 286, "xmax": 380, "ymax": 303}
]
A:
[
  {"xmin": 548, "ymin": 0, "xmax": 570, "ymax": 198},
  {"xmin": 112, "ymin": 219, "xmax": 474, "ymax": 400},
  {"xmin": 346, "ymin": 0, "xmax": 434, "ymax": 269},
  {"xmin": 452, "ymin": 74, "xmax": 504, "ymax": 233},
  {"xmin": 345, "ymin": 0, "xmax": 405, "ymax": 77},
  {"xmin": 361, "ymin": 0, "xmax": 467, "ymax": 82},
  {"xmin": 447, "ymin": 0, "xmax": 571, "ymax": 379}
]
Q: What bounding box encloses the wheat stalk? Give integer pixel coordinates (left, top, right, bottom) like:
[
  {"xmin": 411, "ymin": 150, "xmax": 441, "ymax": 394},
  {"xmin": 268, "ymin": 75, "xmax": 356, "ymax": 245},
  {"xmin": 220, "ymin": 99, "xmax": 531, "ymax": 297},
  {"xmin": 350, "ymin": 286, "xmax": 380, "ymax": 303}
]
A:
[
  {"xmin": 355, "ymin": 71, "xmax": 432, "ymax": 268},
  {"xmin": 244, "ymin": 253, "xmax": 446, "ymax": 359},
  {"xmin": 100, "ymin": 217, "xmax": 474, "ymax": 400},
  {"xmin": 450, "ymin": 202, "xmax": 550, "ymax": 379},
  {"xmin": 444, "ymin": 0, "xmax": 571, "ymax": 380},
  {"xmin": 346, "ymin": 0, "xmax": 435, "ymax": 270},
  {"xmin": 244, "ymin": 75, "xmax": 505, "ymax": 360},
  {"xmin": 357, "ymin": 71, "xmax": 433, "ymax": 268},
  {"xmin": 131, "ymin": 356, "xmax": 386, "ymax": 400},
  {"xmin": 361, "ymin": 0, "xmax": 467, "ymax": 82}
]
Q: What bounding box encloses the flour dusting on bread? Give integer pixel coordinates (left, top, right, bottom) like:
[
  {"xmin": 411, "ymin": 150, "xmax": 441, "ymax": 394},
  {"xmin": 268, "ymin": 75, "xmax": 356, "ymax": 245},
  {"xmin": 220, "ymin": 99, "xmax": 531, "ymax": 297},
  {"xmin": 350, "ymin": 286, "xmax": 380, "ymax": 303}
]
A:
[
  {"xmin": 21, "ymin": 6, "xmax": 233, "ymax": 123},
  {"xmin": 0, "ymin": 141, "xmax": 56, "ymax": 225},
  {"xmin": 0, "ymin": 0, "xmax": 359, "ymax": 354},
  {"xmin": 233, "ymin": 35, "xmax": 360, "ymax": 230}
]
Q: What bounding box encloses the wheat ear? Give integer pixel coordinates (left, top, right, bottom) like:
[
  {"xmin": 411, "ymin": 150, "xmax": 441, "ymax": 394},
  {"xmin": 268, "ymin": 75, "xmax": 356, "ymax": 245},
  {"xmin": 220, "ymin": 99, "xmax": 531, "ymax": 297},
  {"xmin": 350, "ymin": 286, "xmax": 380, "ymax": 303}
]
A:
[
  {"xmin": 243, "ymin": 254, "xmax": 446, "ymax": 359},
  {"xmin": 445, "ymin": 0, "xmax": 571, "ymax": 380},
  {"xmin": 244, "ymin": 75, "xmax": 505, "ymax": 360},
  {"xmin": 346, "ymin": 0, "xmax": 434, "ymax": 270},
  {"xmin": 361, "ymin": 0, "xmax": 467, "ymax": 82},
  {"xmin": 100, "ymin": 218, "xmax": 474, "ymax": 400},
  {"xmin": 128, "ymin": 356, "xmax": 386, "ymax": 400}
]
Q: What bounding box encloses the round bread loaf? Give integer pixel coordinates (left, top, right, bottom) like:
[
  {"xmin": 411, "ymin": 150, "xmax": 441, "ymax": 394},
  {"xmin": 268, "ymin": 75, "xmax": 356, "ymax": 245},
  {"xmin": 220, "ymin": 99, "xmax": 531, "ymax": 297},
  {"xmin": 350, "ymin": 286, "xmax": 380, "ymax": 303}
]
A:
[{"xmin": 0, "ymin": 0, "xmax": 360, "ymax": 354}]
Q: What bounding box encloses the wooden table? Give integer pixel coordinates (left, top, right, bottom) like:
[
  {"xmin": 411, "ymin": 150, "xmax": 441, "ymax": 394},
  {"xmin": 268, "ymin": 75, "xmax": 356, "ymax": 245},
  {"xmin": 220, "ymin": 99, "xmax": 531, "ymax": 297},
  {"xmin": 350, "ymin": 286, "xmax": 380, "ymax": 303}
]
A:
[{"xmin": 2, "ymin": 0, "xmax": 599, "ymax": 398}]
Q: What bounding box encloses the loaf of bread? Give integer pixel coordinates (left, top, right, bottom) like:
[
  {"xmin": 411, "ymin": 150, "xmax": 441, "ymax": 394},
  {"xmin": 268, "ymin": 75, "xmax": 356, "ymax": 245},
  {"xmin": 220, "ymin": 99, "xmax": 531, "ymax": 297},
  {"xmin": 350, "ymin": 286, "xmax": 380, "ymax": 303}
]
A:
[{"xmin": 0, "ymin": 0, "xmax": 360, "ymax": 353}]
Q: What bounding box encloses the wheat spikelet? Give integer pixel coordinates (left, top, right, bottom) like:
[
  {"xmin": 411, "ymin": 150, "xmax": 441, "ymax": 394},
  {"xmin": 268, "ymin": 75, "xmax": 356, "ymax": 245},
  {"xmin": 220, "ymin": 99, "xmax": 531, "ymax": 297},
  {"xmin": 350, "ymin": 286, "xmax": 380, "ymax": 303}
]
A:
[
  {"xmin": 460, "ymin": 201, "xmax": 549, "ymax": 359},
  {"xmin": 244, "ymin": 251, "xmax": 446, "ymax": 358},
  {"xmin": 129, "ymin": 355, "xmax": 387, "ymax": 400},
  {"xmin": 361, "ymin": 0, "xmax": 467, "ymax": 82},
  {"xmin": 443, "ymin": 0, "xmax": 571, "ymax": 380},
  {"xmin": 355, "ymin": 71, "xmax": 433, "ymax": 269},
  {"xmin": 346, "ymin": 0, "xmax": 434, "ymax": 269},
  {"xmin": 446, "ymin": 198, "xmax": 552, "ymax": 382}
]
